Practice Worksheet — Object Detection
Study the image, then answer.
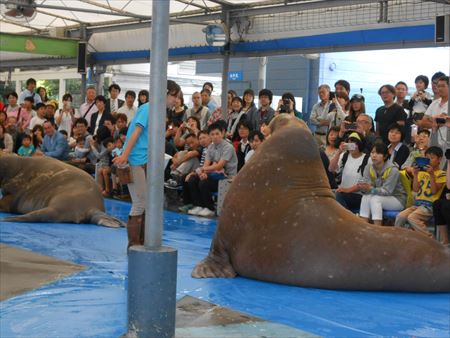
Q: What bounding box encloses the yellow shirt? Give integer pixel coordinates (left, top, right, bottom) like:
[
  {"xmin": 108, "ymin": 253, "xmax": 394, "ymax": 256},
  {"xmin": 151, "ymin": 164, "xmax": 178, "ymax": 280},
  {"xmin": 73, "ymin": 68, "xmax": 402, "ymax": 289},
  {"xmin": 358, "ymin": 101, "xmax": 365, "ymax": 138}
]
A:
[{"xmin": 416, "ymin": 170, "xmax": 446, "ymax": 206}]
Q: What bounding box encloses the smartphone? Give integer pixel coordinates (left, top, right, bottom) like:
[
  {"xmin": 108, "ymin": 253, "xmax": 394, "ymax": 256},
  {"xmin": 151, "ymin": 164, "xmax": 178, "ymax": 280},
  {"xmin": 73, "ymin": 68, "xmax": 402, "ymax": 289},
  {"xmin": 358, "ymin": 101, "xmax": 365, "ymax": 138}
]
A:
[
  {"xmin": 436, "ymin": 117, "xmax": 446, "ymax": 124},
  {"xmin": 445, "ymin": 148, "xmax": 450, "ymax": 160},
  {"xmin": 412, "ymin": 112, "xmax": 424, "ymax": 121},
  {"xmin": 329, "ymin": 91, "xmax": 336, "ymax": 101},
  {"xmin": 345, "ymin": 123, "xmax": 357, "ymax": 130},
  {"xmin": 415, "ymin": 157, "xmax": 430, "ymax": 170}
]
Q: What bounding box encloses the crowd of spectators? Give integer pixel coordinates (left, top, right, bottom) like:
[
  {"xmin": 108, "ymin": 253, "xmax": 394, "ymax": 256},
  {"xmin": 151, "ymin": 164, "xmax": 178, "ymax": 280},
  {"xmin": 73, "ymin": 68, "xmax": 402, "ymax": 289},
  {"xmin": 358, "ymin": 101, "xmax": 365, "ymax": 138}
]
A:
[{"xmin": 0, "ymin": 73, "xmax": 449, "ymax": 245}]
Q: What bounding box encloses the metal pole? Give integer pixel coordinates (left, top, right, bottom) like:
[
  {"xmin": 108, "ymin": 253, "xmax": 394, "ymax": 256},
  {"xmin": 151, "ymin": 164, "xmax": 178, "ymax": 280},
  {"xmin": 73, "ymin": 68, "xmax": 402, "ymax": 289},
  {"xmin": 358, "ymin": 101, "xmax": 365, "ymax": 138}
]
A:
[
  {"xmin": 126, "ymin": 2, "xmax": 177, "ymax": 338},
  {"xmin": 220, "ymin": 8, "xmax": 231, "ymax": 121},
  {"xmin": 80, "ymin": 26, "xmax": 87, "ymax": 103},
  {"xmin": 258, "ymin": 56, "xmax": 267, "ymax": 92}
]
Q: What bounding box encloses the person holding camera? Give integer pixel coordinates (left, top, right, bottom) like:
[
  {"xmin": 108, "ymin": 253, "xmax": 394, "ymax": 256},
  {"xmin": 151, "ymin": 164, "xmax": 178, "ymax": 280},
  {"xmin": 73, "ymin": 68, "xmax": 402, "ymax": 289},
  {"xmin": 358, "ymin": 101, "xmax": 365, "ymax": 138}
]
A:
[
  {"xmin": 395, "ymin": 146, "xmax": 445, "ymax": 238},
  {"xmin": 346, "ymin": 94, "xmax": 366, "ymax": 123},
  {"xmin": 327, "ymin": 92, "xmax": 349, "ymax": 128},
  {"xmin": 433, "ymin": 148, "xmax": 450, "ymax": 245},
  {"xmin": 401, "ymin": 128, "xmax": 430, "ymax": 177},
  {"xmin": 275, "ymin": 92, "xmax": 303, "ymax": 120}
]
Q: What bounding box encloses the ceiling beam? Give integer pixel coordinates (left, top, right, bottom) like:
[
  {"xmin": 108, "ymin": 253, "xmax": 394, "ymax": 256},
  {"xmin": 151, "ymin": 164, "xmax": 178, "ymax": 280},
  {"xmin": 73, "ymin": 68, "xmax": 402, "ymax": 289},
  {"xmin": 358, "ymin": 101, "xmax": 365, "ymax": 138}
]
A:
[
  {"xmin": 78, "ymin": 0, "xmax": 146, "ymax": 17},
  {"xmin": 0, "ymin": 19, "xmax": 42, "ymax": 32},
  {"xmin": 206, "ymin": 0, "xmax": 236, "ymax": 6},
  {"xmin": 36, "ymin": 9, "xmax": 85, "ymax": 24},
  {"xmin": 175, "ymin": 0, "xmax": 210, "ymax": 11}
]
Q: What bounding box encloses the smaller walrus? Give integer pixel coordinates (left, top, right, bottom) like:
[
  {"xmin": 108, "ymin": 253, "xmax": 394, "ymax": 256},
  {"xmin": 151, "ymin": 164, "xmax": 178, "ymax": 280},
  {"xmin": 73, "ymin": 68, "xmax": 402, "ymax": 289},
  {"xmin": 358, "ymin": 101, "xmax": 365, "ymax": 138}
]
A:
[{"xmin": 0, "ymin": 154, "xmax": 124, "ymax": 227}]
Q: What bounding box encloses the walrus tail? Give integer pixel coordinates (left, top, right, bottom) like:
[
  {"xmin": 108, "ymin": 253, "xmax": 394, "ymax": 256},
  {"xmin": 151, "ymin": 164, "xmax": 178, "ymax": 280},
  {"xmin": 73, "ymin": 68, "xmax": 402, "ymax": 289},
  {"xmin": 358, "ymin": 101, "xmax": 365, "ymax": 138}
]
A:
[
  {"xmin": 89, "ymin": 210, "xmax": 126, "ymax": 228},
  {"xmin": 192, "ymin": 236, "xmax": 236, "ymax": 278}
]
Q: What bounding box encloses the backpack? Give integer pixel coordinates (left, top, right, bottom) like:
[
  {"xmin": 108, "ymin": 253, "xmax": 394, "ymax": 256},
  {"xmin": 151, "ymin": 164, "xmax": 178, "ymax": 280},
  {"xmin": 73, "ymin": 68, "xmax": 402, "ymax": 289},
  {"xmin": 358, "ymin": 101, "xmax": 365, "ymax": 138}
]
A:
[{"xmin": 336, "ymin": 152, "xmax": 370, "ymax": 185}]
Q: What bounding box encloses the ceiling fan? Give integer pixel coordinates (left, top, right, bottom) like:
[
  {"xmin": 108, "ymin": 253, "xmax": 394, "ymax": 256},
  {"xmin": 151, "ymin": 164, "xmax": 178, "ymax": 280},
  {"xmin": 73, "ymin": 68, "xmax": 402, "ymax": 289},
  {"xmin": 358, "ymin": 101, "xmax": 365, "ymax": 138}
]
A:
[{"xmin": 0, "ymin": 0, "xmax": 37, "ymax": 22}]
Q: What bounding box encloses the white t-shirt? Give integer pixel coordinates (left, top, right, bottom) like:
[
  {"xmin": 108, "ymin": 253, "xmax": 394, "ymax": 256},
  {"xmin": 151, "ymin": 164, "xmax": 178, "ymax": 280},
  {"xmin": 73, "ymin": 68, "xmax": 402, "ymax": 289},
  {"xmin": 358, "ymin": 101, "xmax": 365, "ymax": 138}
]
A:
[
  {"xmin": 338, "ymin": 152, "xmax": 366, "ymax": 189},
  {"xmin": 29, "ymin": 116, "xmax": 46, "ymax": 130},
  {"xmin": 245, "ymin": 149, "xmax": 255, "ymax": 163},
  {"xmin": 117, "ymin": 105, "xmax": 137, "ymax": 124},
  {"xmin": 425, "ymin": 98, "xmax": 448, "ymax": 149}
]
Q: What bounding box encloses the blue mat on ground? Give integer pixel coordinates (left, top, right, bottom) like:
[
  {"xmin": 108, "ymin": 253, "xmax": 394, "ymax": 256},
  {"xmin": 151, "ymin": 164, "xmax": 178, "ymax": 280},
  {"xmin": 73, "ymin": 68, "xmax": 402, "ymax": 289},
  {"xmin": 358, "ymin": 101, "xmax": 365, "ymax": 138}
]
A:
[{"xmin": 0, "ymin": 199, "xmax": 449, "ymax": 337}]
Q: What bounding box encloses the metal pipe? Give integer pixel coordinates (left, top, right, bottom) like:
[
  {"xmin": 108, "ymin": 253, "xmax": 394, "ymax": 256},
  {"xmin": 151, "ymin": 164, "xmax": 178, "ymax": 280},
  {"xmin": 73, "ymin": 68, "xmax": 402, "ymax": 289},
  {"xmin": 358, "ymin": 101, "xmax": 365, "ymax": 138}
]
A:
[
  {"xmin": 257, "ymin": 56, "xmax": 267, "ymax": 92},
  {"xmin": 220, "ymin": 9, "xmax": 231, "ymax": 121},
  {"xmin": 146, "ymin": 0, "xmax": 170, "ymax": 248}
]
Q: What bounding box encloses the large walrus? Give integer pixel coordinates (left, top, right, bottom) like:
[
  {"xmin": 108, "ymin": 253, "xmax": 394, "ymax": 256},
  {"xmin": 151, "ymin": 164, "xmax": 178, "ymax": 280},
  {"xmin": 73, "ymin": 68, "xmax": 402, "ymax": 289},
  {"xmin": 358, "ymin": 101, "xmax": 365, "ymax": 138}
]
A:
[
  {"xmin": 0, "ymin": 155, "xmax": 124, "ymax": 227},
  {"xmin": 192, "ymin": 116, "xmax": 450, "ymax": 292}
]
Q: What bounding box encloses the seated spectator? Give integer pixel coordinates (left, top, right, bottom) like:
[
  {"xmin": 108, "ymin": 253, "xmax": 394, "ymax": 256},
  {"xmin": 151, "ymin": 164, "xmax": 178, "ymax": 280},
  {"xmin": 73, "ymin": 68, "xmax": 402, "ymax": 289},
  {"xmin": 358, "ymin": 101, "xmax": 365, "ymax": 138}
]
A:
[
  {"xmin": 90, "ymin": 136, "xmax": 115, "ymax": 196},
  {"xmin": 329, "ymin": 132, "xmax": 369, "ymax": 211},
  {"xmin": 115, "ymin": 113, "xmax": 128, "ymax": 137},
  {"xmin": 235, "ymin": 120, "xmax": 252, "ymax": 171},
  {"xmin": 275, "ymin": 92, "xmax": 303, "ymax": 120},
  {"xmin": 5, "ymin": 92, "xmax": 20, "ymax": 117},
  {"xmin": 183, "ymin": 122, "xmax": 238, "ymax": 217},
  {"xmin": 138, "ymin": 89, "xmax": 149, "ymax": 107},
  {"xmin": 387, "ymin": 123, "xmax": 410, "ymax": 168},
  {"xmin": 402, "ymin": 128, "xmax": 430, "ymax": 177},
  {"xmin": 17, "ymin": 134, "xmax": 35, "ymax": 157},
  {"xmin": 0, "ymin": 111, "xmax": 6, "ymax": 125},
  {"xmin": 29, "ymin": 103, "xmax": 47, "ymax": 130},
  {"xmin": 244, "ymin": 130, "xmax": 264, "ymax": 163},
  {"xmin": 185, "ymin": 91, "xmax": 210, "ymax": 130},
  {"xmin": 165, "ymin": 120, "xmax": 181, "ymax": 149},
  {"xmin": 174, "ymin": 116, "xmax": 200, "ymax": 150},
  {"xmin": 45, "ymin": 100, "xmax": 58, "ymax": 126},
  {"xmin": 69, "ymin": 137, "xmax": 91, "ymax": 161},
  {"xmin": 321, "ymin": 126, "xmax": 340, "ymax": 161},
  {"xmin": 202, "ymin": 82, "xmax": 218, "ymax": 112},
  {"xmin": 167, "ymin": 91, "xmax": 186, "ymax": 125},
  {"xmin": 103, "ymin": 115, "xmax": 117, "ymax": 138},
  {"xmin": 0, "ymin": 123, "xmax": 13, "ymax": 153},
  {"xmin": 395, "ymin": 146, "xmax": 445, "ymax": 238},
  {"xmin": 55, "ymin": 93, "xmax": 76, "ymax": 137},
  {"xmin": 19, "ymin": 97, "xmax": 34, "ymax": 130},
  {"xmin": 117, "ymin": 90, "xmax": 137, "ymax": 122},
  {"xmin": 207, "ymin": 90, "xmax": 236, "ymax": 126},
  {"xmin": 358, "ymin": 142, "xmax": 406, "ymax": 225},
  {"xmin": 433, "ymin": 151, "xmax": 450, "ymax": 244},
  {"xmin": 165, "ymin": 133, "xmax": 202, "ymax": 188},
  {"xmin": 346, "ymin": 94, "xmax": 365, "ymax": 123},
  {"xmin": 36, "ymin": 86, "xmax": 49, "ymax": 105},
  {"xmin": 31, "ymin": 124, "xmax": 44, "ymax": 151},
  {"xmin": 408, "ymin": 75, "xmax": 432, "ymax": 115},
  {"xmin": 34, "ymin": 120, "xmax": 70, "ymax": 160}
]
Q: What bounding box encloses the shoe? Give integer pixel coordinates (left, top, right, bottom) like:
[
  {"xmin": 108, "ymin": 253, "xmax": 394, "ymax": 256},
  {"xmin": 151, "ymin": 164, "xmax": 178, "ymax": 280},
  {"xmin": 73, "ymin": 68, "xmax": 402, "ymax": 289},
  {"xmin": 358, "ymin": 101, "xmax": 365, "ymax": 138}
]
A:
[
  {"xmin": 178, "ymin": 204, "xmax": 193, "ymax": 213},
  {"xmin": 164, "ymin": 179, "xmax": 182, "ymax": 189},
  {"xmin": 188, "ymin": 206, "xmax": 203, "ymax": 215},
  {"xmin": 197, "ymin": 207, "xmax": 215, "ymax": 217}
]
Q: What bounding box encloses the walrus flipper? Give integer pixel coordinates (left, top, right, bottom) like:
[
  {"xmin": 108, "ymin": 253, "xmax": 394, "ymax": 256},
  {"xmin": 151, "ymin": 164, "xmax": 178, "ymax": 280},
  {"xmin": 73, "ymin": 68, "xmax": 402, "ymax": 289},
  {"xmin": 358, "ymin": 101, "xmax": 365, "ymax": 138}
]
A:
[
  {"xmin": 2, "ymin": 207, "xmax": 58, "ymax": 223},
  {"xmin": 192, "ymin": 255, "xmax": 237, "ymax": 278},
  {"xmin": 90, "ymin": 210, "xmax": 125, "ymax": 228}
]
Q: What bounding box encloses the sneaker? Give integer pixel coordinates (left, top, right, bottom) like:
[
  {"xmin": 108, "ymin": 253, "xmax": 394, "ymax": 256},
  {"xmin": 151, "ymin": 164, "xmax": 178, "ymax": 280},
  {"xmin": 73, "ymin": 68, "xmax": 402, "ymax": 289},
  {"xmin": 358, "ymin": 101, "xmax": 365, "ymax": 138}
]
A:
[
  {"xmin": 164, "ymin": 179, "xmax": 182, "ymax": 189},
  {"xmin": 178, "ymin": 204, "xmax": 193, "ymax": 213},
  {"xmin": 197, "ymin": 207, "xmax": 215, "ymax": 217},
  {"xmin": 188, "ymin": 206, "xmax": 203, "ymax": 215}
]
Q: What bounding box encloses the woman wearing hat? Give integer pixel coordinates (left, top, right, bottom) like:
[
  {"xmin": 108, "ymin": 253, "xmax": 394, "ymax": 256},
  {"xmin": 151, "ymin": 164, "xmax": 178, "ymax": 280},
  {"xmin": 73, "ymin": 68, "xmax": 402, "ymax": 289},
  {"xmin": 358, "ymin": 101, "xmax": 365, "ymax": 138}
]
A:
[{"xmin": 346, "ymin": 94, "xmax": 365, "ymax": 123}]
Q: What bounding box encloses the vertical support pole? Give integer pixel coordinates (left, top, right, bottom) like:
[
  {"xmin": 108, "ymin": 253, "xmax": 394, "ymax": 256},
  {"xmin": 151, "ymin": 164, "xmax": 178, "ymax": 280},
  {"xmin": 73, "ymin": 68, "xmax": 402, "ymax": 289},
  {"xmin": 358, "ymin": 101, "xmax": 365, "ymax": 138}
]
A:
[
  {"xmin": 258, "ymin": 56, "xmax": 267, "ymax": 92},
  {"xmin": 220, "ymin": 9, "xmax": 231, "ymax": 121},
  {"xmin": 80, "ymin": 25, "xmax": 87, "ymax": 103},
  {"xmin": 126, "ymin": 1, "xmax": 177, "ymax": 338}
]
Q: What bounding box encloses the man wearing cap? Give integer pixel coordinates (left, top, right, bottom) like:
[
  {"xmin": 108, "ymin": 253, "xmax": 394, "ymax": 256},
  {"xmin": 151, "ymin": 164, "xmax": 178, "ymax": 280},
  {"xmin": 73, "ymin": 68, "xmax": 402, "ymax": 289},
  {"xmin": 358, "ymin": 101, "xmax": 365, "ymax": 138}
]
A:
[
  {"xmin": 248, "ymin": 89, "xmax": 275, "ymax": 132},
  {"xmin": 45, "ymin": 100, "xmax": 57, "ymax": 126}
]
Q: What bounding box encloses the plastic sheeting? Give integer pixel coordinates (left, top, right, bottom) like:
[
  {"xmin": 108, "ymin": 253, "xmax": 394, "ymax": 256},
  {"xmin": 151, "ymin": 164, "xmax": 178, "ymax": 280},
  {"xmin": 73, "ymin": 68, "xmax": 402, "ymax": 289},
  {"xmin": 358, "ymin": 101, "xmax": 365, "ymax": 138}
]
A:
[{"xmin": 1, "ymin": 199, "xmax": 449, "ymax": 337}]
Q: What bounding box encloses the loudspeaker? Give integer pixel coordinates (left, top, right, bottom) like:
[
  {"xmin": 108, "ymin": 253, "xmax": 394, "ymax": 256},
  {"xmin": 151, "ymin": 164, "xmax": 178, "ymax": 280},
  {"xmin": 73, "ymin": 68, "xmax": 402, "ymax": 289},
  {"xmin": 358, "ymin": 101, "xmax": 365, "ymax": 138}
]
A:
[
  {"xmin": 435, "ymin": 15, "xmax": 450, "ymax": 44},
  {"xmin": 77, "ymin": 42, "xmax": 87, "ymax": 74}
]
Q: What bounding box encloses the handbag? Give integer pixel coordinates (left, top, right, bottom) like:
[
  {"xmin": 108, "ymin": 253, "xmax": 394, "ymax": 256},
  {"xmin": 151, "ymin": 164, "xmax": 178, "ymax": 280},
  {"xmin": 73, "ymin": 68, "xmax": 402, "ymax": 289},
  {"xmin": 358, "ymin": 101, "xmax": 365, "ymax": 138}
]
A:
[{"xmin": 116, "ymin": 164, "xmax": 133, "ymax": 184}]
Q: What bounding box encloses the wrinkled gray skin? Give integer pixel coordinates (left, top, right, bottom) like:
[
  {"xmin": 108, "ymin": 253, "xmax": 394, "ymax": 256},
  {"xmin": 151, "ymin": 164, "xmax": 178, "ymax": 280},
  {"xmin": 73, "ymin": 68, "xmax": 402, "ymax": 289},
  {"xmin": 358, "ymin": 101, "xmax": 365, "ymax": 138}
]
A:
[
  {"xmin": 0, "ymin": 155, "xmax": 124, "ymax": 227},
  {"xmin": 192, "ymin": 125, "xmax": 450, "ymax": 292}
]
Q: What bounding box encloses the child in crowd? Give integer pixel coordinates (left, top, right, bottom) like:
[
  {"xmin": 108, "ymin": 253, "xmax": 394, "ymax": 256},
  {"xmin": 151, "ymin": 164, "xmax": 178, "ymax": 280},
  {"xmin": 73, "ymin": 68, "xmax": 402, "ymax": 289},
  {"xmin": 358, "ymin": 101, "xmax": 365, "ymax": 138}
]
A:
[
  {"xmin": 111, "ymin": 137, "xmax": 124, "ymax": 196},
  {"xmin": 90, "ymin": 133, "xmax": 115, "ymax": 197},
  {"xmin": 358, "ymin": 142, "xmax": 406, "ymax": 225},
  {"xmin": 408, "ymin": 75, "xmax": 432, "ymax": 115},
  {"xmin": 70, "ymin": 137, "xmax": 90, "ymax": 161},
  {"xmin": 29, "ymin": 103, "xmax": 47, "ymax": 130},
  {"xmin": 395, "ymin": 147, "xmax": 445, "ymax": 237},
  {"xmin": 17, "ymin": 134, "xmax": 35, "ymax": 157},
  {"xmin": 245, "ymin": 130, "xmax": 265, "ymax": 163}
]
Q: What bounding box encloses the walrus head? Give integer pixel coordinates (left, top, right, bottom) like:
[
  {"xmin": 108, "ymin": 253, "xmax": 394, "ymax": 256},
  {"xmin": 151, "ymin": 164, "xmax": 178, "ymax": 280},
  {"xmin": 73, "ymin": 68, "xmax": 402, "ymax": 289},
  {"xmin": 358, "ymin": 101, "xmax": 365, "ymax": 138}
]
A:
[{"xmin": 0, "ymin": 154, "xmax": 21, "ymax": 187}]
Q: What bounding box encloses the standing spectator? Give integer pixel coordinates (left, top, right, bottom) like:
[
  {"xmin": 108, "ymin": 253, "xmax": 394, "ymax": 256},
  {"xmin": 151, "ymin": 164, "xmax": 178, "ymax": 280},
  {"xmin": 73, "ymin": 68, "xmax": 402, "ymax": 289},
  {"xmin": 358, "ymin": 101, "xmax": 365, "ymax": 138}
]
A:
[
  {"xmin": 395, "ymin": 81, "xmax": 409, "ymax": 109},
  {"xmin": 374, "ymin": 84, "xmax": 406, "ymax": 144},
  {"xmin": 55, "ymin": 93, "xmax": 76, "ymax": 137},
  {"xmin": 89, "ymin": 95, "xmax": 113, "ymax": 135},
  {"xmin": 346, "ymin": 94, "xmax": 365, "ymax": 123},
  {"xmin": 34, "ymin": 121, "xmax": 70, "ymax": 160},
  {"xmin": 113, "ymin": 80, "xmax": 181, "ymax": 248},
  {"xmin": 248, "ymin": 89, "xmax": 275, "ymax": 132},
  {"xmin": 105, "ymin": 84, "xmax": 124, "ymax": 116},
  {"xmin": 36, "ymin": 86, "xmax": 49, "ymax": 105},
  {"xmin": 45, "ymin": 100, "xmax": 57, "ymax": 125},
  {"xmin": 408, "ymin": 75, "xmax": 432, "ymax": 116},
  {"xmin": 138, "ymin": 89, "xmax": 149, "ymax": 107},
  {"xmin": 226, "ymin": 97, "xmax": 247, "ymax": 141},
  {"xmin": 185, "ymin": 91, "xmax": 210, "ymax": 130},
  {"xmin": 19, "ymin": 78, "xmax": 41, "ymax": 105},
  {"xmin": 90, "ymin": 135, "xmax": 115, "ymax": 196},
  {"xmin": 17, "ymin": 134, "xmax": 35, "ymax": 157},
  {"xmin": 167, "ymin": 91, "xmax": 187, "ymax": 124},
  {"xmin": 310, "ymin": 84, "xmax": 333, "ymax": 146},
  {"xmin": 76, "ymin": 86, "xmax": 98, "ymax": 127},
  {"xmin": 117, "ymin": 90, "xmax": 137, "ymax": 122},
  {"xmin": 200, "ymin": 88, "xmax": 215, "ymax": 114},
  {"xmin": 358, "ymin": 143, "xmax": 405, "ymax": 225},
  {"xmin": 242, "ymin": 89, "xmax": 258, "ymax": 117},
  {"xmin": 29, "ymin": 103, "xmax": 47, "ymax": 130},
  {"xmin": 433, "ymin": 150, "xmax": 450, "ymax": 244},
  {"xmin": 0, "ymin": 124, "xmax": 13, "ymax": 153},
  {"xmin": 275, "ymin": 92, "xmax": 303, "ymax": 120},
  {"xmin": 430, "ymin": 71, "xmax": 446, "ymax": 100},
  {"xmin": 18, "ymin": 97, "xmax": 34, "ymax": 130},
  {"xmin": 202, "ymin": 82, "xmax": 218, "ymax": 112},
  {"xmin": 387, "ymin": 123, "xmax": 410, "ymax": 168},
  {"xmin": 207, "ymin": 90, "xmax": 236, "ymax": 126},
  {"xmin": 395, "ymin": 147, "xmax": 445, "ymax": 238},
  {"xmin": 5, "ymin": 92, "xmax": 20, "ymax": 117},
  {"xmin": 334, "ymin": 79, "xmax": 350, "ymax": 96},
  {"xmin": 327, "ymin": 92, "xmax": 349, "ymax": 128}
]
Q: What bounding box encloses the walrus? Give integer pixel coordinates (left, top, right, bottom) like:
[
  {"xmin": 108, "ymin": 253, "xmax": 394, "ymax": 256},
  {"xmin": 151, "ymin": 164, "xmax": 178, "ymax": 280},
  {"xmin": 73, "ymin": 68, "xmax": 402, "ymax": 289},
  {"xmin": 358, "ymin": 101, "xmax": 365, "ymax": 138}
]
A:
[
  {"xmin": 0, "ymin": 155, "xmax": 124, "ymax": 227},
  {"xmin": 192, "ymin": 116, "xmax": 450, "ymax": 292}
]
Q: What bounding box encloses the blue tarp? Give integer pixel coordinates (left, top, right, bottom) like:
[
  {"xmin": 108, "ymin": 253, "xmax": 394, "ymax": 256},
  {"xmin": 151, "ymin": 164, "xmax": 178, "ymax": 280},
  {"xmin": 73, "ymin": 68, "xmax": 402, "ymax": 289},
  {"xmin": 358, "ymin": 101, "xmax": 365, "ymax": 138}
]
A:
[{"xmin": 1, "ymin": 199, "xmax": 449, "ymax": 337}]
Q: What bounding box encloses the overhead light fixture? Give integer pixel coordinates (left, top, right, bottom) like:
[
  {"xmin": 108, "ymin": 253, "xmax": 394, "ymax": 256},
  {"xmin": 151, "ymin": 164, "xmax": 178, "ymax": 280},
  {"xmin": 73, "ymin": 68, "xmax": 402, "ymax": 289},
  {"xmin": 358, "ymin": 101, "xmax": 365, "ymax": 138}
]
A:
[{"xmin": 203, "ymin": 24, "xmax": 228, "ymax": 47}]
